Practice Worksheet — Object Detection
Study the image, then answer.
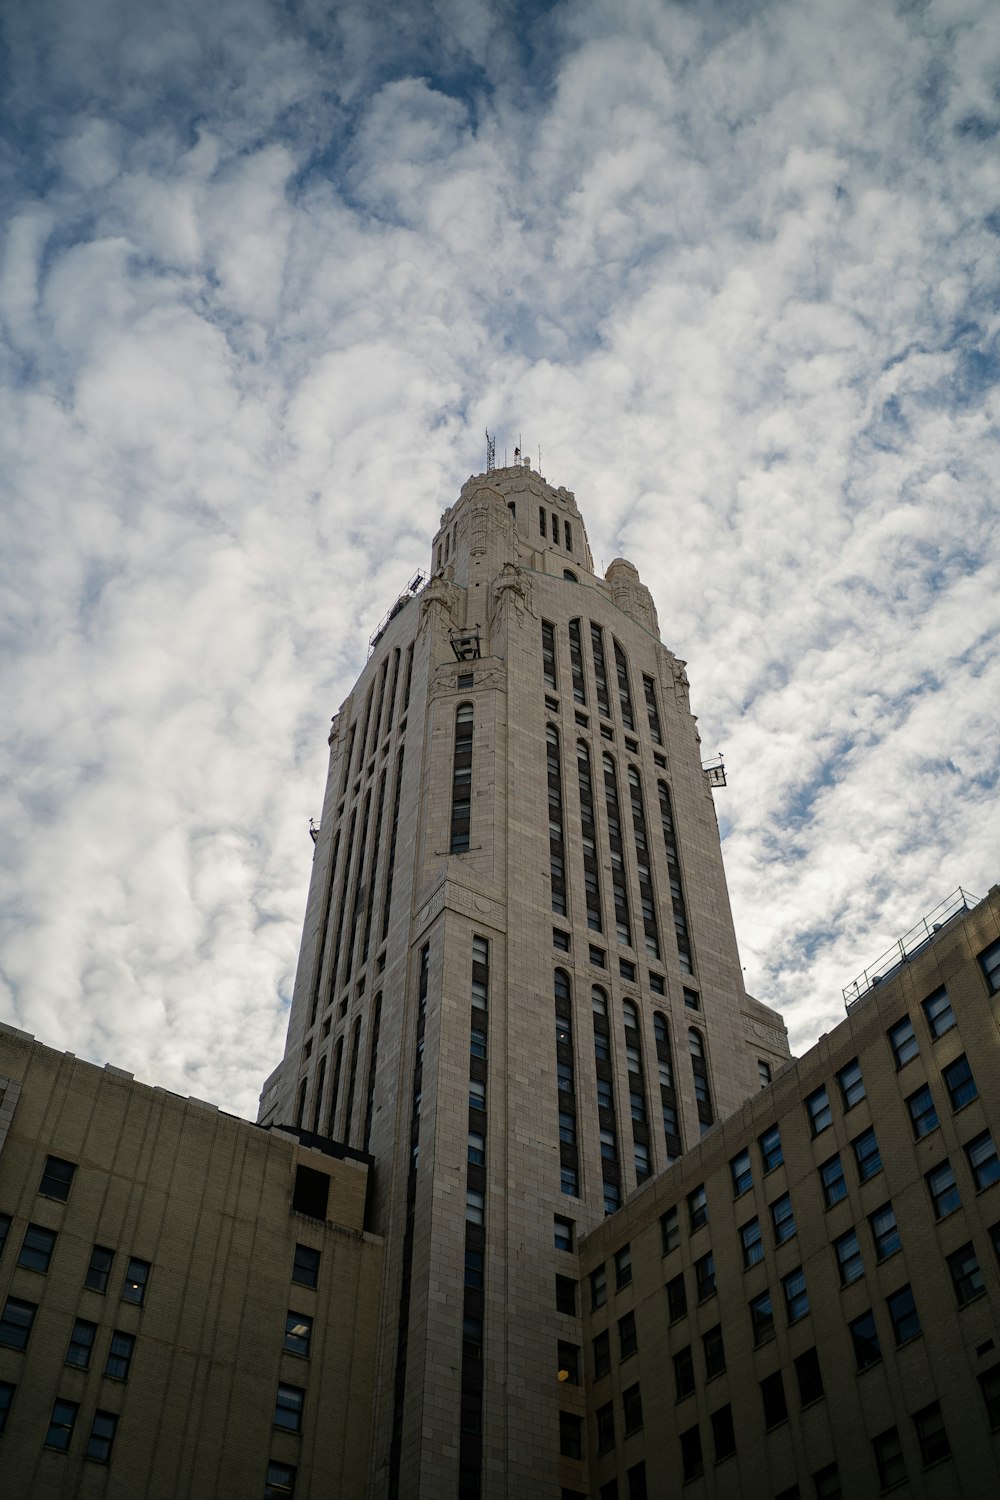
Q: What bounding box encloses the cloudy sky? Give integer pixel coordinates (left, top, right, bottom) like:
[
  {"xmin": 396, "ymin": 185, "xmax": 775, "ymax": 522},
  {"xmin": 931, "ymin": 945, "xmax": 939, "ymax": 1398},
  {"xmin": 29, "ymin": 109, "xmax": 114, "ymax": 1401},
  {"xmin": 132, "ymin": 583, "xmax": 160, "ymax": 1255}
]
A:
[{"xmin": 2, "ymin": 0, "xmax": 998, "ymax": 1118}]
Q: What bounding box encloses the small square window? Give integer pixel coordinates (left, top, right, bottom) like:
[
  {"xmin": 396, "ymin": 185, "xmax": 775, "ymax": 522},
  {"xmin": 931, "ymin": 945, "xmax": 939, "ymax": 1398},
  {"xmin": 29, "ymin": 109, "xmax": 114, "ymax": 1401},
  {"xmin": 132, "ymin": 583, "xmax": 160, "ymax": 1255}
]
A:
[
  {"xmin": 943, "ymin": 1055, "xmax": 977, "ymax": 1111},
  {"xmin": 888, "ymin": 1016, "xmax": 918, "ymax": 1068},
  {"xmin": 967, "ymin": 1130, "xmax": 1000, "ymax": 1190},
  {"xmin": 589, "ymin": 946, "xmax": 606, "ymax": 968},
  {"xmin": 0, "ymin": 1297, "xmax": 36, "ymax": 1350},
  {"xmin": 122, "ymin": 1257, "xmax": 151, "ymax": 1305},
  {"xmin": 264, "ymin": 1460, "xmax": 296, "ymax": 1499},
  {"xmin": 553, "ymin": 929, "xmax": 571, "ymax": 952},
  {"xmin": 649, "ymin": 973, "xmax": 665, "ymax": 995},
  {"xmin": 926, "ymin": 1160, "xmax": 961, "ymax": 1218},
  {"xmin": 85, "ymin": 1409, "xmax": 117, "ymax": 1464},
  {"xmin": 873, "ymin": 1426, "xmax": 907, "ymax": 1490},
  {"xmin": 749, "ymin": 1290, "xmax": 774, "ymax": 1344},
  {"xmin": 782, "ymin": 1266, "xmax": 808, "ymax": 1323},
  {"xmin": 85, "ymin": 1245, "xmax": 114, "ymax": 1293},
  {"xmin": 947, "ymin": 1242, "xmax": 984, "ymax": 1305},
  {"xmin": 834, "ymin": 1229, "xmax": 864, "ymax": 1286},
  {"xmin": 274, "ymin": 1382, "xmax": 305, "ymax": 1432},
  {"xmin": 615, "ymin": 1244, "xmax": 632, "ymax": 1290},
  {"xmin": 619, "ymin": 959, "xmax": 636, "ymax": 981},
  {"xmin": 284, "ymin": 1311, "xmax": 312, "ymax": 1357},
  {"xmin": 849, "ymin": 1309, "xmax": 880, "ymax": 1370},
  {"xmin": 731, "ymin": 1149, "xmax": 752, "ymax": 1197},
  {"xmin": 45, "ymin": 1398, "xmax": 78, "ymax": 1452},
  {"xmin": 806, "ymin": 1085, "xmax": 832, "ymax": 1136},
  {"xmin": 39, "ymin": 1155, "xmax": 76, "ymax": 1202},
  {"xmin": 292, "ymin": 1243, "xmax": 321, "ymax": 1288},
  {"xmin": 694, "ymin": 1251, "xmax": 716, "ymax": 1302},
  {"xmin": 66, "ymin": 1318, "xmax": 97, "ymax": 1369},
  {"xmin": 837, "ymin": 1058, "xmax": 866, "ymax": 1110},
  {"xmin": 922, "ymin": 987, "xmax": 955, "ymax": 1039},
  {"xmin": 852, "ymin": 1127, "xmax": 882, "ymax": 1182},
  {"xmin": 913, "ymin": 1401, "xmax": 950, "ymax": 1467},
  {"xmin": 740, "ymin": 1217, "xmax": 764, "ymax": 1268},
  {"xmin": 770, "ymin": 1193, "xmax": 796, "ymax": 1244},
  {"xmin": 869, "ymin": 1202, "xmax": 901, "ymax": 1260},
  {"xmin": 457, "ymin": 672, "xmax": 474, "ymax": 689},
  {"xmin": 820, "ymin": 1154, "xmax": 847, "ymax": 1207},
  {"xmin": 759, "ymin": 1124, "xmax": 783, "ymax": 1172},
  {"xmin": 906, "ymin": 1085, "xmax": 939, "ymax": 1139},
  {"xmin": 688, "ymin": 1184, "xmax": 708, "ymax": 1231},
  {"xmin": 683, "ymin": 988, "xmax": 700, "ymax": 1010},
  {"xmin": 666, "ymin": 1273, "xmax": 687, "ymax": 1323}
]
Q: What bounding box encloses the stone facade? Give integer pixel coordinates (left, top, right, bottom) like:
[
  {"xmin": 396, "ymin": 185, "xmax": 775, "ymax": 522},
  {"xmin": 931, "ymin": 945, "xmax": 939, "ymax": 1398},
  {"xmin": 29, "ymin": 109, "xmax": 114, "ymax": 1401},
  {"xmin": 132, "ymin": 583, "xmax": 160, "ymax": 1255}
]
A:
[
  {"xmin": 0, "ymin": 1025, "xmax": 381, "ymax": 1499},
  {"xmin": 577, "ymin": 887, "xmax": 1000, "ymax": 1500},
  {"xmin": 260, "ymin": 464, "xmax": 791, "ymax": 1498}
]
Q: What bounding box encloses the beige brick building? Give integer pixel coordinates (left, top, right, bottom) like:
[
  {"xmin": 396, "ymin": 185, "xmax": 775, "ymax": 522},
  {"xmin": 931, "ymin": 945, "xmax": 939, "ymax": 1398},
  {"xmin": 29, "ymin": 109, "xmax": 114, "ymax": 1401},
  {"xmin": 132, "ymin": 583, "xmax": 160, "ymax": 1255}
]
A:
[
  {"xmin": 0, "ymin": 1024, "xmax": 381, "ymax": 1499},
  {"xmin": 576, "ymin": 886, "xmax": 1000, "ymax": 1500},
  {"xmin": 259, "ymin": 463, "xmax": 790, "ymax": 1498}
]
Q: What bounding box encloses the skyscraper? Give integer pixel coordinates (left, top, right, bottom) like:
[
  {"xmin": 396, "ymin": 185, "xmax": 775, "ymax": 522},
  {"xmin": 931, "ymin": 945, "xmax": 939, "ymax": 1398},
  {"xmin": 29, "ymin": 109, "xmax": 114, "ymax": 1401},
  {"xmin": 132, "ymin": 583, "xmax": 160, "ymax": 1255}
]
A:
[{"xmin": 257, "ymin": 462, "xmax": 790, "ymax": 1498}]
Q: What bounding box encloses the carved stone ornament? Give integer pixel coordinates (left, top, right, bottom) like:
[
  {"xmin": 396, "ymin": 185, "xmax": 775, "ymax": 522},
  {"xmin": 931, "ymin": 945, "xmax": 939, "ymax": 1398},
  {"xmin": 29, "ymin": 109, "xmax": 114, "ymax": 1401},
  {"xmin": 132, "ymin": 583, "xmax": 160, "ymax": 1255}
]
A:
[
  {"xmin": 491, "ymin": 562, "xmax": 535, "ymax": 636},
  {"xmin": 606, "ymin": 558, "xmax": 660, "ymax": 636},
  {"xmin": 419, "ymin": 574, "xmax": 458, "ymax": 634}
]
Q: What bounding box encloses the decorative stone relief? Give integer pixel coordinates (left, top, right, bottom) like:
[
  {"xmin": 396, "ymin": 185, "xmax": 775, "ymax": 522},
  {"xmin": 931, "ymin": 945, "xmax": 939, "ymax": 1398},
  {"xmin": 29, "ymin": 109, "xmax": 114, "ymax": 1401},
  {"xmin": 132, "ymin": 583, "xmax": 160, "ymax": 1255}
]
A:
[
  {"xmin": 606, "ymin": 558, "xmax": 660, "ymax": 636},
  {"xmin": 490, "ymin": 563, "xmax": 535, "ymax": 642}
]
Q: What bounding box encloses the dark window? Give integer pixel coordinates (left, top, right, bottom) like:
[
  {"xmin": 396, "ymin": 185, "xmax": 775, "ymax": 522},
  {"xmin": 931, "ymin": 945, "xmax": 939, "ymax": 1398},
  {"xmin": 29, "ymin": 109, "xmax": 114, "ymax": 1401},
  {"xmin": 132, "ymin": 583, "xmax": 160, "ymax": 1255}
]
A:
[
  {"xmin": 947, "ymin": 1242, "xmax": 984, "ymax": 1304},
  {"xmin": 837, "ymin": 1058, "xmax": 865, "ymax": 1110},
  {"xmin": 674, "ymin": 1345, "xmax": 695, "ymax": 1400},
  {"xmin": 926, "ymin": 1160, "xmax": 961, "ymax": 1217},
  {"xmin": 869, "ymin": 1202, "xmax": 901, "ymax": 1260},
  {"xmin": 559, "ymin": 1411, "xmax": 582, "ymax": 1460},
  {"xmin": 813, "ymin": 1462, "xmax": 842, "ymax": 1498},
  {"xmin": 688, "ymin": 1184, "xmax": 708, "ymax": 1231},
  {"xmin": 618, "ymin": 1310, "xmax": 637, "ymax": 1360},
  {"xmin": 554, "ymin": 928, "xmax": 571, "ymax": 951},
  {"xmin": 711, "ymin": 1402, "xmax": 735, "ymax": 1460},
  {"xmin": 66, "ymin": 1318, "xmax": 97, "ymax": 1369},
  {"xmin": 284, "ymin": 1311, "xmax": 312, "ymax": 1357},
  {"xmin": 593, "ymin": 1329, "xmax": 611, "ymax": 1380},
  {"xmin": 615, "ymin": 1244, "xmax": 632, "ymax": 1289},
  {"xmin": 761, "ymin": 1370, "xmax": 788, "ymax": 1429},
  {"xmin": 85, "ymin": 1244, "xmax": 113, "ymax": 1293},
  {"xmin": 702, "ymin": 1323, "xmax": 725, "ymax": 1379},
  {"xmin": 906, "ymin": 1084, "xmax": 939, "ymax": 1139},
  {"xmin": 0, "ymin": 1214, "xmax": 9, "ymax": 1258},
  {"xmin": 0, "ymin": 1297, "xmax": 36, "ymax": 1350},
  {"xmin": 794, "ymin": 1347, "xmax": 824, "ymax": 1406},
  {"xmin": 660, "ymin": 1206, "xmax": 679, "ymax": 1255},
  {"xmin": 39, "ymin": 1156, "xmax": 76, "ymax": 1201},
  {"xmin": 783, "ymin": 1266, "xmax": 808, "ymax": 1323},
  {"xmin": 806, "ymin": 1086, "xmax": 832, "ymax": 1136},
  {"xmin": 943, "ymin": 1055, "xmax": 977, "ymax": 1111},
  {"xmin": 770, "ymin": 1193, "xmax": 796, "ymax": 1244},
  {"xmin": 450, "ymin": 703, "xmax": 474, "ymax": 853},
  {"xmin": 873, "ymin": 1426, "xmax": 907, "ymax": 1490},
  {"xmin": 680, "ymin": 1424, "xmax": 703, "ymax": 1481},
  {"xmin": 666, "ymin": 1273, "xmax": 687, "ymax": 1323},
  {"xmin": 849, "ymin": 1310, "xmax": 880, "ymax": 1370},
  {"xmin": 834, "ymin": 1229, "xmax": 864, "ymax": 1286},
  {"xmin": 122, "ymin": 1257, "xmax": 151, "ymax": 1305},
  {"xmin": 979, "ymin": 1365, "xmax": 1000, "ymax": 1428},
  {"xmin": 966, "ymin": 1130, "xmax": 1000, "ymax": 1190},
  {"xmin": 888, "ymin": 1016, "xmax": 918, "ymax": 1068},
  {"xmin": 913, "ymin": 1401, "xmax": 950, "ymax": 1467},
  {"xmin": 740, "ymin": 1217, "xmax": 763, "ymax": 1268},
  {"xmin": 274, "ymin": 1382, "xmax": 305, "ymax": 1432},
  {"xmin": 820, "ymin": 1154, "xmax": 847, "ymax": 1207},
  {"xmin": 622, "ymin": 1382, "xmax": 643, "ymax": 1436},
  {"xmin": 557, "ymin": 1275, "xmax": 578, "ymax": 1316},
  {"xmin": 264, "ymin": 1461, "xmax": 296, "ymax": 1499},
  {"xmin": 17, "ymin": 1224, "xmax": 56, "ymax": 1274},
  {"xmin": 600, "ymin": 1484, "xmax": 619, "ymax": 1500},
  {"xmin": 627, "ymin": 1461, "xmax": 647, "ymax": 1500},
  {"xmin": 980, "ymin": 937, "xmax": 1000, "ymax": 994},
  {"xmin": 45, "ymin": 1398, "xmax": 78, "ymax": 1451},
  {"xmin": 292, "ymin": 1243, "xmax": 320, "ymax": 1288},
  {"xmin": 293, "ymin": 1165, "xmax": 330, "ymax": 1219},
  {"xmin": 104, "ymin": 1330, "xmax": 135, "ymax": 1381},
  {"xmin": 852, "ymin": 1127, "xmax": 882, "ymax": 1182},
  {"xmin": 887, "ymin": 1285, "xmax": 920, "ymax": 1345},
  {"xmin": 464, "ymin": 1248, "xmax": 483, "ymax": 1288},
  {"xmin": 922, "ymin": 987, "xmax": 955, "ymax": 1039},
  {"xmin": 85, "ymin": 1410, "xmax": 117, "ymax": 1464},
  {"xmin": 761, "ymin": 1128, "xmax": 785, "ymax": 1170},
  {"xmin": 758, "ymin": 1060, "xmax": 772, "ymax": 1089},
  {"xmin": 554, "ymin": 1217, "xmax": 574, "ymax": 1252},
  {"xmin": 597, "ymin": 1400, "xmax": 615, "ymax": 1453},
  {"xmin": 0, "ymin": 1382, "xmax": 13, "ymax": 1436},
  {"xmin": 731, "ymin": 1149, "xmax": 752, "ymax": 1197},
  {"xmin": 750, "ymin": 1290, "xmax": 774, "ymax": 1345},
  {"xmin": 468, "ymin": 1130, "xmax": 485, "ymax": 1165},
  {"xmin": 695, "ymin": 1251, "xmax": 716, "ymax": 1302}
]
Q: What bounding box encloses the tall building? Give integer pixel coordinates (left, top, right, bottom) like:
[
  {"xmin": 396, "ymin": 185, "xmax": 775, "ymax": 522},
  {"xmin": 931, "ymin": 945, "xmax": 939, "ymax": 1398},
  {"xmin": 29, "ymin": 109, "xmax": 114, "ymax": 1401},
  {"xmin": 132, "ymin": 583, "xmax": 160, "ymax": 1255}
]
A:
[{"xmin": 257, "ymin": 463, "xmax": 791, "ymax": 1498}]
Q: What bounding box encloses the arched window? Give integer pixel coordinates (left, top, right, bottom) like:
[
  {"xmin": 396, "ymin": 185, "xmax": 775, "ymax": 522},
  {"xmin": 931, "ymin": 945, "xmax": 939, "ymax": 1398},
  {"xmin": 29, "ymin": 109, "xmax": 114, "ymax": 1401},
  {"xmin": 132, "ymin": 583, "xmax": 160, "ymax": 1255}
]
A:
[
  {"xmin": 343, "ymin": 1018, "xmax": 362, "ymax": 1146},
  {"xmin": 546, "ymin": 726, "xmax": 567, "ymax": 915},
  {"xmin": 450, "ymin": 703, "xmax": 474, "ymax": 853},
  {"xmin": 628, "ymin": 767, "xmax": 660, "ymax": 960},
  {"xmin": 326, "ymin": 1038, "xmax": 344, "ymax": 1137},
  {"xmin": 539, "ymin": 506, "xmax": 547, "ymax": 538},
  {"xmin": 658, "ymin": 781, "xmax": 694, "ymax": 974},
  {"xmin": 363, "ymin": 996, "xmax": 382, "ymax": 1151},
  {"xmin": 577, "ymin": 741, "xmax": 602, "ymax": 932},
  {"xmin": 312, "ymin": 1054, "xmax": 327, "ymax": 1134},
  {"xmin": 689, "ymin": 1027, "xmax": 714, "ymax": 1131},
  {"xmin": 555, "ymin": 970, "xmax": 578, "ymax": 1197},
  {"xmin": 541, "ymin": 620, "xmax": 557, "ymax": 690},
  {"xmin": 689, "ymin": 1028, "xmax": 704, "ymax": 1059},
  {"xmin": 623, "ymin": 999, "xmax": 639, "ymax": 1029},
  {"xmin": 591, "ymin": 985, "xmax": 608, "ymax": 1018},
  {"xmin": 563, "ymin": 569, "xmax": 578, "ymax": 582},
  {"xmin": 602, "ymin": 754, "xmax": 632, "ymax": 946},
  {"xmin": 613, "ymin": 640, "xmax": 635, "ymax": 730},
  {"xmin": 296, "ymin": 1077, "xmax": 308, "ymax": 1128},
  {"xmin": 565, "ymin": 521, "xmax": 573, "ymax": 552},
  {"xmin": 568, "ymin": 619, "xmax": 587, "ymax": 705},
  {"xmin": 551, "ymin": 512, "xmax": 560, "ymax": 546},
  {"xmin": 654, "ymin": 1011, "xmax": 682, "ymax": 1161},
  {"xmin": 590, "ymin": 623, "xmax": 611, "ymax": 716}
]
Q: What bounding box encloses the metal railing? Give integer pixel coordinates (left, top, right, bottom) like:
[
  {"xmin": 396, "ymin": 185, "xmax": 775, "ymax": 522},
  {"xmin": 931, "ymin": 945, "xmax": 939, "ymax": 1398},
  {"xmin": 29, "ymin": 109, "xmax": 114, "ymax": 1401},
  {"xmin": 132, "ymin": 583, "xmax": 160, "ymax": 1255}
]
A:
[{"xmin": 843, "ymin": 888, "xmax": 981, "ymax": 1010}]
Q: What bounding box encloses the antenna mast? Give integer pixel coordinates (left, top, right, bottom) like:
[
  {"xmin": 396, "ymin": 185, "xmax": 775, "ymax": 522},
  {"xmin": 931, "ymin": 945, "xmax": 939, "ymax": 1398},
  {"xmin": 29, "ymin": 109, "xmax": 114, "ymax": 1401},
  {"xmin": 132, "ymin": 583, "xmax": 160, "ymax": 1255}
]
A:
[{"xmin": 485, "ymin": 430, "xmax": 496, "ymax": 473}]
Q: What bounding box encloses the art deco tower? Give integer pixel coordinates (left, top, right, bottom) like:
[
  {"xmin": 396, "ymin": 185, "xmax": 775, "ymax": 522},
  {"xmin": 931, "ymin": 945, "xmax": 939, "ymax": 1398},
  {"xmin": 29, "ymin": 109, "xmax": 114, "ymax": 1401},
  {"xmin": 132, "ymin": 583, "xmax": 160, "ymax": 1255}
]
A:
[{"xmin": 258, "ymin": 463, "xmax": 790, "ymax": 1498}]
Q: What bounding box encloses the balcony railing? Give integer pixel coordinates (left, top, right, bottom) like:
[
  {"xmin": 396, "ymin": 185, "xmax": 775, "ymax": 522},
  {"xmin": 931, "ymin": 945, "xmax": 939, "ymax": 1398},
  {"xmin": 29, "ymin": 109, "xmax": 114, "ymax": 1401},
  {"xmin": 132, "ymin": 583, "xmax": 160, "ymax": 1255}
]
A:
[{"xmin": 843, "ymin": 888, "xmax": 981, "ymax": 1010}]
